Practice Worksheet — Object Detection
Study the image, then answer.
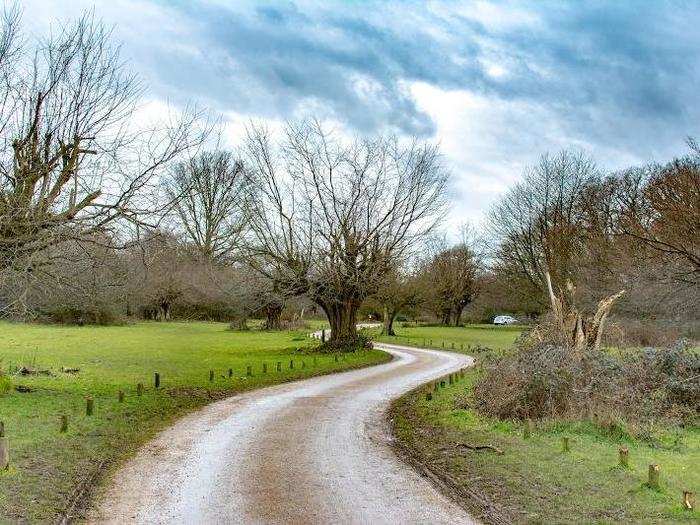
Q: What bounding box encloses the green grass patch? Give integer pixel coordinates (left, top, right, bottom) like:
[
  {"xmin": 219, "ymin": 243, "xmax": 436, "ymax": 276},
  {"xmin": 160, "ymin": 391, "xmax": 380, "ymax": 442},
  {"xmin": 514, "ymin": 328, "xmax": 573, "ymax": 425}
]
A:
[
  {"xmin": 0, "ymin": 320, "xmax": 389, "ymax": 522},
  {"xmin": 392, "ymin": 364, "xmax": 700, "ymax": 524},
  {"xmin": 375, "ymin": 323, "xmax": 523, "ymax": 352}
]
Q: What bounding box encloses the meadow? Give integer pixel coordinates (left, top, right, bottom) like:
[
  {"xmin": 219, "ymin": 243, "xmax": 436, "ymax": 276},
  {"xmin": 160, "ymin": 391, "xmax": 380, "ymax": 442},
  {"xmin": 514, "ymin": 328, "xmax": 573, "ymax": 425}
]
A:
[
  {"xmin": 389, "ymin": 325, "xmax": 699, "ymax": 524},
  {"xmin": 0, "ymin": 320, "xmax": 389, "ymax": 522}
]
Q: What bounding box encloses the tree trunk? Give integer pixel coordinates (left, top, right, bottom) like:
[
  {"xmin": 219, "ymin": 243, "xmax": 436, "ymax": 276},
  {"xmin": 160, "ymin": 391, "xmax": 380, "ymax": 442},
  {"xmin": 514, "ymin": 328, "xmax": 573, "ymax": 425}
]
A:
[
  {"xmin": 382, "ymin": 304, "xmax": 396, "ymax": 336},
  {"xmin": 321, "ymin": 299, "xmax": 359, "ymax": 349},
  {"xmin": 452, "ymin": 306, "xmax": 463, "ymax": 326},
  {"xmin": 264, "ymin": 302, "xmax": 283, "ymax": 330},
  {"xmin": 440, "ymin": 309, "xmax": 451, "ymax": 326}
]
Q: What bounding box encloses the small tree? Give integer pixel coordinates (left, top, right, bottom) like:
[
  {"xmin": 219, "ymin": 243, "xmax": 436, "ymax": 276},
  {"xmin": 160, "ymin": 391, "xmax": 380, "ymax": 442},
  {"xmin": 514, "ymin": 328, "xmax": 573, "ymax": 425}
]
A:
[
  {"xmin": 245, "ymin": 121, "xmax": 447, "ymax": 348},
  {"xmin": 372, "ymin": 269, "xmax": 421, "ymax": 336}
]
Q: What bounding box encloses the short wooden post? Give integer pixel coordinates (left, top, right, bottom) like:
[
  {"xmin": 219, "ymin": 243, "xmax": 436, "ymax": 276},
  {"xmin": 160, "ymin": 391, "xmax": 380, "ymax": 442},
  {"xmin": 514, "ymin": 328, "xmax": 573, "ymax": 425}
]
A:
[
  {"xmin": 523, "ymin": 419, "xmax": 532, "ymax": 439},
  {"xmin": 451, "ymin": 342, "xmax": 454, "ymax": 349},
  {"xmin": 289, "ymin": 360, "xmax": 294, "ymax": 369},
  {"xmin": 647, "ymin": 464, "xmax": 660, "ymax": 489},
  {"xmin": 209, "ymin": 370, "xmax": 214, "ymax": 382},
  {"xmin": 262, "ymin": 363, "xmax": 267, "ymax": 374},
  {"xmin": 440, "ymin": 380, "xmax": 446, "ymax": 388},
  {"xmin": 86, "ymin": 397, "xmax": 94, "ymax": 416},
  {"xmin": 60, "ymin": 415, "xmax": 68, "ymax": 433},
  {"xmin": 154, "ymin": 372, "xmax": 160, "ymax": 389},
  {"xmin": 426, "ymin": 392, "xmax": 432, "ymax": 401},
  {"xmin": 118, "ymin": 390, "xmax": 125, "ymax": 403},
  {"xmin": 448, "ymin": 374, "xmax": 453, "ymax": 385},
  {"xmin": 441, "ymin": 341, "xmax": 445, "ymax": 348},
  {"xmin": 619, "ymin": 446, "xmax": 629, "ymax": 468},
  {"xmin": 137, "ymin": 383, "xmax": 144, "ymax": 396},
  {"xmin": 0, "ymin": 422, "xmax": 8, "ymax": 470},
  {"xmin": 277, "ymin": 362, "xmax": 282, "ymax": 372},
  {"xmin": 683, "ymin": 490, "xmax": 695, "ymax": 510},
  {"xmin": 246, "ymin": 365, "xmax": 252, "ymax": 376},
  {"xmin": 334, "ymin": 355, "xmax": 338, "ymax": 362},
  {"xmin": 460, "ymin": 343, "xmax": 464, "ymax": 350},
  {"xmin": 321, "ymin": 329, "xmax": 326, "ymax": 343},
  {"xmin": 301, "ymin": 361, "xmax": 306, "ymax": 369},
  {"xmin": 228, "ymin": 368, "xmax": 233, "ymax": 378},
  {"xmin": 562, "ymin": 436, "xmax": 570, "ymax": 452}
]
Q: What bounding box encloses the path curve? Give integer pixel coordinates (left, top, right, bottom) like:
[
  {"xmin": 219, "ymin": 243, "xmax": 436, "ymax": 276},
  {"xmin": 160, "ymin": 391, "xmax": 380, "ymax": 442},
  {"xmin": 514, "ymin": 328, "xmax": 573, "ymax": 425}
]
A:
[{"xmin": 91, "ymin": 344, "xmax": 475, "ymax": 524}]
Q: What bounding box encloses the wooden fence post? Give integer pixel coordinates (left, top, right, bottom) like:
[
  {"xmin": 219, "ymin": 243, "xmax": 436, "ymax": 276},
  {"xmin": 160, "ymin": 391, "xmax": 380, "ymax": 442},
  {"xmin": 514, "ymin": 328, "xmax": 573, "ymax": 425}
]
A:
[
  {"xmin": 118, "ymin": 390, "xmax": 125, "ymax": 403},
  {"xmin": 262, "ymin": 363, "xmax": 267, "ymax": 374},
  {"xmin": 60, "ymin": 415, "xmax": 68, "ymax": 433},
  {"xmin": 0, "ymin": 422, "xmax": 8, "ymax": 470},
  {"xmin": 648, "ymin": 464, "xmax": 660, "ymax": 490},
  {"xmin": 228, "ymin": 368, "xmax": 233, "ymax": 378},
  {"xmin": 86, "ymin": 397, "xmax": 94, "ymax": 416},
  {"xmin": 137, "ymin": 383, "xmax": 144, "ymax": 396},
  {"xmin": 562, "ymin": 437, "xmax": 570, "ymax": 452},
  {"xmin": 246, "ymin": 365, "xmax": 252, "ymax": 376},
  {"xmin": 154, "ymin": 372, "xmax": 160, "ymax": 389},
  {"xmin": 209, "ymin": 370, "xmax": 214, "ymax": 382},
  {"xmin": 277, "ymin": 362, "xmax": 282, "ymax": 372},
  {"xmin": 289, "ymin": 360, "xmax": 294, "ymax": 370},
  {"xmin": 619, "ymin": 446, "xmax": 629, "ymax": 468}
]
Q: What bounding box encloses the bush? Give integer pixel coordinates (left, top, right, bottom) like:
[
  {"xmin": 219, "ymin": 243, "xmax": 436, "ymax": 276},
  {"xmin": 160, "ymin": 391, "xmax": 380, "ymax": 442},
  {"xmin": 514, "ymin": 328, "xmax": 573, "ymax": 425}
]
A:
[
  {"xmin": 316, "ymin": 333, "xmax": 374, "ymax": 353},
  {"xmin": 474, "ymin": 339, "xmax": 699, "ymax": 427},
  {"xmin": 37, "ymin": 304, "xmax": 124, "ymax": 325}
]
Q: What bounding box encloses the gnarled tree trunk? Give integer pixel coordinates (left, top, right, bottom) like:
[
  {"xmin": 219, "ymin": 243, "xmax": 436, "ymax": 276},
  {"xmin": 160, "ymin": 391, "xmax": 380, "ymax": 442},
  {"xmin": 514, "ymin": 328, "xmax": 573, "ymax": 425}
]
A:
[
  {"xmin": 382, "ymin": 304, "xmax": 396, "ymax": 336},
  {"xmin": 320, "ymin": 299, "xmax": 360, "ymax": 348},
  {"xmin": 264, "ymin": 301, "xmax": 284, "ymax": 330}
]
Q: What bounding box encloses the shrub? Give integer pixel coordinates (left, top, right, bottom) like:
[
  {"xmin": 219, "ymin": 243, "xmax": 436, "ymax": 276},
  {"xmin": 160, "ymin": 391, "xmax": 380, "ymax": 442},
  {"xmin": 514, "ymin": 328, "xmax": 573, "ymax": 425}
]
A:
[{"xmin": 474, "ymin": 339, "xmax": 699, "ymax": 426}]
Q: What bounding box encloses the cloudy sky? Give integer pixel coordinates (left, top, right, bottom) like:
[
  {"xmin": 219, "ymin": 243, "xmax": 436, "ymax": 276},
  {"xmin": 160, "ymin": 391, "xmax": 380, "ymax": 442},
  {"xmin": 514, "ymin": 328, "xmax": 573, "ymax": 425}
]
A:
[{"xmin": 24, "ymin": 0, "xmax": 700, "ymax": 227}]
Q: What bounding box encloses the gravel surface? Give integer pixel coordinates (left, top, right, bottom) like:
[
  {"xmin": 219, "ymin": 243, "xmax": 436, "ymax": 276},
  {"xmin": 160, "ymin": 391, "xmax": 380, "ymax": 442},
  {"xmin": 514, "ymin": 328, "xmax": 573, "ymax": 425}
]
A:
[{"xmin": 90, "ymin": 343, "xmax": 475, "ymax": 524}]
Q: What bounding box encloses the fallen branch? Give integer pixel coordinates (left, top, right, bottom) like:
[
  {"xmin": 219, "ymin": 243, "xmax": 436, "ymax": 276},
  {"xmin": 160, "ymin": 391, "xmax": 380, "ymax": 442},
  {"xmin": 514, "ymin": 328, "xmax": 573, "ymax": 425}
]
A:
[{"xmin": 455, "ymin": 442, "xmax": 504, "ymax": 455}]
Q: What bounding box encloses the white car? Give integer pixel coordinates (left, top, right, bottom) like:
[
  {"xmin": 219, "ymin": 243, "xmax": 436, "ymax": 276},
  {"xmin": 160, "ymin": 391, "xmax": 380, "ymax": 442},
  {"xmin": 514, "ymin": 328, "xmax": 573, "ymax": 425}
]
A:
[{"xmin": 493, "ymin": 315, "xmax": 518, "ymax": 325}]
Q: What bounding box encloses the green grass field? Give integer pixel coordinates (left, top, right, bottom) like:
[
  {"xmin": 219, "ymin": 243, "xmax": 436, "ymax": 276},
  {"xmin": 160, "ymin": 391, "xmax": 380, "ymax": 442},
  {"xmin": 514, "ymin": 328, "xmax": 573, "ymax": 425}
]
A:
[
  {"xmin": 375, "ymin": 322, "xmax": 523, "ymax": 351},
  {"xmin": 390, "ymin": 326, "xmax": 699, "ymax": 524},
  {"xmin": 0, "ymin": 320, "xmax": 389, "ymax": 522}
]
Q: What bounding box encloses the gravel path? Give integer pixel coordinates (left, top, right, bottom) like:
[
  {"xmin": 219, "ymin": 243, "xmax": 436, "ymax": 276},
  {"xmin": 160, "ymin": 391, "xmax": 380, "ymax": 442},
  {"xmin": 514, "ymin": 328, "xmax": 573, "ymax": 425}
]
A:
[{"xmin": 90, "ymin": 343, "xmax": 475, "ymax": 524}]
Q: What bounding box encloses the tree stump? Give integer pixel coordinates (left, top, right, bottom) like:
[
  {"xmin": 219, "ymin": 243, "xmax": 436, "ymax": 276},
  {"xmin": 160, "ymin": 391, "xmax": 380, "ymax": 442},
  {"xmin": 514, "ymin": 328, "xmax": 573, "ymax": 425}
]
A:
[
  {"xmin": 619, "ymin": 447, "xmax": 629, "ymax": 468},
  {"xmin": 648, "ymin": 464, "xmax": 660, "ymax": 490}
]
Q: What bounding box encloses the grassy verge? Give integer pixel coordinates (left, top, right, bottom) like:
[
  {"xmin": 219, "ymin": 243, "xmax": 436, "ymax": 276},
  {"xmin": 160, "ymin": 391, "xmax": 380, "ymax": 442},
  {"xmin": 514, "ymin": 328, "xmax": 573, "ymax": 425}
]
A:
[
  {"xmin": 0, "ymin": 320, "xmax": 390, "ymax": 522},
  {"xmin": 374, "ymin": 323, "xmax": 523, "ymax": 352},
  {"xmin": 391, "ymin": 354, "xmax": 699, "ymax": 524}
]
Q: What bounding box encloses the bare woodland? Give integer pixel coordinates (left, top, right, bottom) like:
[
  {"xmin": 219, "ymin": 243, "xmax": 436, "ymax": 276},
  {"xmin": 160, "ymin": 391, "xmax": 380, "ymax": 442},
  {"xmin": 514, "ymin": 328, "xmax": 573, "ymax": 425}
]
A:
[{"xmin": 0, "ymin": 9, "xmax": 697, "ymax": 351}]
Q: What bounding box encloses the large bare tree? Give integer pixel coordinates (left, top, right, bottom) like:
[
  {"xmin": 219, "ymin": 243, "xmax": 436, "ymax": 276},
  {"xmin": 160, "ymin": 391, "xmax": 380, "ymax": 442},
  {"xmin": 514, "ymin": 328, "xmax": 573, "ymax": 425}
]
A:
[
  {"xmin": 0, "ymin": 10, "xmax": 206, "ymax": 282},
  {"xmin": 245, "ymin": 121, "xmax": 448, "ymax": 347}
]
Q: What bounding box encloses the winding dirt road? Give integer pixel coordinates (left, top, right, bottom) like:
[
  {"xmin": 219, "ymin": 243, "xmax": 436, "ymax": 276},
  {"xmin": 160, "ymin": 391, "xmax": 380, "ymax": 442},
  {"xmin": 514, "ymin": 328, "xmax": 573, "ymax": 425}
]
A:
[{"xmin": 91, "ymin": 343, "xmax": 475, "ymax": 524}]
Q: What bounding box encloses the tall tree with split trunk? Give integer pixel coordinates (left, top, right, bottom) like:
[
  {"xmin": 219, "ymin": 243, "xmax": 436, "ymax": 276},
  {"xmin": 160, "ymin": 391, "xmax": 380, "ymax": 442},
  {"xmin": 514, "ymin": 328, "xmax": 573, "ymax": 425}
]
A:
[{"xmin": 245, "ymin": 121, "xmax": 448, "ymax": 348}]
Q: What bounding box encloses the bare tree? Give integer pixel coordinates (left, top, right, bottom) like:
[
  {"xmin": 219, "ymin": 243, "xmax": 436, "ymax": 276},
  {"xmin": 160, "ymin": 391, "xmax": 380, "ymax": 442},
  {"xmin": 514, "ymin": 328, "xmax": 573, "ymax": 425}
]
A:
[
  {"xmin": 372, "ymin": 268, "xmax": 421, "ymax": 336},
  {"xmin": 418, "ymin": 240, "xmax": 479, "ymax": 326},
  {"xmin": 166, "ymin": 150, "xmax": 248, "ymax": 262},
  {"xmin": 0, "ymin": 11, "xmax": 206, "ymax": 282},
  {"xmin": 245, "ymin": 120, "xmax": 448, "ymax": 347},
  {"xmin": 489, "ymin": 150, "xmax": 599, "ymax": 307},
  {"xmin": 614, "ymin": 148, "xmax": 700, "ymax": 285}
]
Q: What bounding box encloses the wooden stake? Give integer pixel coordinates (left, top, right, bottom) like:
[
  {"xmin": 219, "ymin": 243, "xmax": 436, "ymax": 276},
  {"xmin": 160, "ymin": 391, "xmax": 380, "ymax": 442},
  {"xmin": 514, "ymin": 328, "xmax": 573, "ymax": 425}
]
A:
[
  {"xmin": 334, "ymin": 355, "xmax": 338, "ymax": 362},
  {"xmin": 154, "ymin": 372, "xmax": 160, "ymax": 389},
  {"xmin": 277, "ymin": 362, "xmax": 282, "ymax": 372},
  {"xmin": 301, "ymin": 361, "xmax": 306, "ymax": 369},
  {"xmin": 683, "ymin": 491, "xmax": 695, "ymax": 510},
  {"xmin": 86, "ymin": 397, "xmax": 94, "ymax": 416},
  {"xmin": 246, "ymin": 365, "xmax": 252, "ymax": 376},
  {"xmin": 137, "ymin": 383, "xmax": 144, "ymax": 396},
  {"xmin": 262, "ymin": 363, "xmax": 267, "ymax": 374},
  {"xmin": 619, "ymin": 446, "xmax": 629, "ymax": 468},
  {"xmin": 118, "ymin": 390, "xmax": 125, "ymax": 403},
  {"xmin": 648, "ymin": 464, "xmax": 660, "ymax": 490},
  {"xmin": 562, "ymin": 436, "xmax": 570, "ymax": 452},
  {"xmin": 228, "ymin": 368, "xmax": 233, "ymax": 378},
  {"xmin": 426, "ymin": 392, "xmax": 432, "ymax": 401},
  {"xmin": 60, "ymin": 415, "xmax": 68, "ymax": 433},
  {"xmin": 290, "ymin": 360, "xmax": 294, "ymax": 369},
  {"xmin": 440, "ymin": 380, "xmax": 446, "ymax": 388},
  {"xmin": 0, "ymin": 435, "xmax": 8, "ymax": 470},
  {"xmin": 0, "ymin": 421, "xmax": 3, "ymax": 437},
  {"xmin": 451, "ymin": 342, "xmax": 455, "ymax": 349},
  {"xmin": 209, "ymin": 370, "xmax": 214, "ymax": 382}
]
